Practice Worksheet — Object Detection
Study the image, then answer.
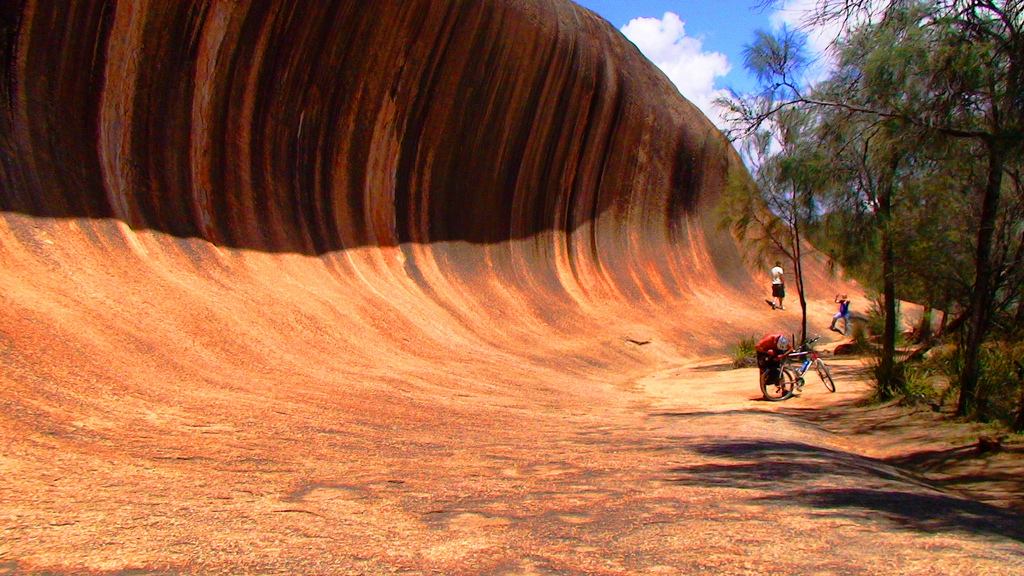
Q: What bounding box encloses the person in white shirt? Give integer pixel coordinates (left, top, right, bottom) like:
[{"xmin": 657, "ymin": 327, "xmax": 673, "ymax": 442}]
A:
[{"xmin": 769, "ymin": 261, "xmax": 785, "ymax": 310}]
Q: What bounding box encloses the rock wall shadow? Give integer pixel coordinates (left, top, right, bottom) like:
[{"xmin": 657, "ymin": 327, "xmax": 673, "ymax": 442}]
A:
[{"xmin": 666, "ymin": 440, "xmax": 1024, "ymax": 543}]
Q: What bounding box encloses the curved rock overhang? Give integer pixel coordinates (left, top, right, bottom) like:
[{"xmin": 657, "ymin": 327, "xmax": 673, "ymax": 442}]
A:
[
  {"xmin": 0, "ymin": 3, "xmax": 871, "ymax": 570},
  {"xmin": 0, "ymin": 0, "xmax": 799, "ymax": 395}
]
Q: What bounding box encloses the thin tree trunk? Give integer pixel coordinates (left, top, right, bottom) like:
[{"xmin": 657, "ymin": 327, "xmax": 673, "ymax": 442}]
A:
[
  {"xmin": 918, "ymin": 306, "xmax": 933, "ymax": 342},
  {"xmin": 958, "ymin": 145, "xmax": 1005, "ymax": 417},
  {"xmin": 793, "ymin": 221, "xmax": 808, "ymax": 344},
  {"xmin": 880, "ymin": 227, "xmax": 898, "ymax": 393},
  {"xmin": 1010, "ymin": 224, "xmax": 1024, "ymax": 339},
  {"xmin": 798, "ymin": 269, "xmax": 808, "ymax": 344},
  {"xmin": 1014, "ymin": 297, "xmax": 1024, "ymax": 340},
  {"xmin": 877, "ymin": 155, "xmax": 899, "ymax": 395}
]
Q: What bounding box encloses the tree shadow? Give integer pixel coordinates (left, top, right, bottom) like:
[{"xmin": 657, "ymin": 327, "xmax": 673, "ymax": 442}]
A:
[
  {"xmin": 665, "ymin": 440, "xmax": 1024, "ymax": 543},
  {"xmin": 888, "ymin": 444, "xmax": 995, "ymax": 472},
  {"xmin": 791, "ymin": 488, "xmax": 1024, "ymax": 541},
  {"xmin": 668, "ymin": 441, "xmax": 925, "ymax": 488}
]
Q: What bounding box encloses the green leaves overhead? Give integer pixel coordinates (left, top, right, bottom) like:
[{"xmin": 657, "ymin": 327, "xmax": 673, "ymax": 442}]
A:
[{"xmin": 721, "ymin": 0, "xmax": 1024, "ymax": 417}]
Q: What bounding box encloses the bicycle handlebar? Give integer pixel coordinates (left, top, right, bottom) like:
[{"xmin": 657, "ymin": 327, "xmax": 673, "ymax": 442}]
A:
[{"xmin": 794, "ymin": 335, "xmax": 821, "ymax": 351}]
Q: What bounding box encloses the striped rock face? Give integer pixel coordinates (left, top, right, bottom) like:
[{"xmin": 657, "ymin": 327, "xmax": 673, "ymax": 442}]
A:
[
  {"xmin": 0, "ymin": 0, "xmax": 776, "ymax": 373},
  {"xmin": 0, "ymin": 2, "xmax": 876, "ymax": 573}
]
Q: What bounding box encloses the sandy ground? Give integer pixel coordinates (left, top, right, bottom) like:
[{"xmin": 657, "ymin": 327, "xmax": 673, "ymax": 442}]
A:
[
  {"xmin": 7, "ymin": 2, "xmax": 1021, "ymax": 573},
  {"xmin": 4, "ymin": 350, "xmax": 1024, "ymax": 575},
  {"xmin": 643, "ymin": 355, "xmax": 1024, "ymax": 514}
]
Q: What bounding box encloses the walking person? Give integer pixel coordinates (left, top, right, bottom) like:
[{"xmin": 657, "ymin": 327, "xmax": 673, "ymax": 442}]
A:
[
  {"xmin": 830, "ymin": 294, "xmax": 851, "ymax": 335},
  {"xmin": 767, "ymin": 261, "xmax": 785, "ymax": 310}
]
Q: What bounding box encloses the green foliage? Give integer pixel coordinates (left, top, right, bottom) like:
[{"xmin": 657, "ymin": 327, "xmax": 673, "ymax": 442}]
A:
[
  {"xmin": 871, "ymin": 356, "xmax": 936, "ymax": 404},
  {"xmin": 965, "ymin": 343, "xmax": 1024, "ymax": 427},
  {"xmin": 915, "ymin": 343, "xmax": 963, "ymax": 409},
  {"xmin": 850, "ymin": 318, "xmax": 871, "ymax": 352},
  {"xmin": 730, "ymin": 335, "xmax": 758, "ymax": 369},
  {"xmin": 743, "ymin": 27, "xmax": 807, "ymax": 89},
  {"xmin": 863, "ymin": 292, "xmax": 902, "ymax": 345},
  {"xmin": 899, "ymin": 364, "xmax": 938, "ymax": 404},
  {"xmin": 928, "ymin": 342, "xmax": 1024, "ymax": 429},
  {"xmin": 723, "ymin": 0, "xmax": 1024, "ymax": 421}
]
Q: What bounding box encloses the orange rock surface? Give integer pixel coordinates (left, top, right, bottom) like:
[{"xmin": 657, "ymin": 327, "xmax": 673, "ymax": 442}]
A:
[{"xmin": 2, "ymin": 1, "xmax": 1021, "ymax": 574}]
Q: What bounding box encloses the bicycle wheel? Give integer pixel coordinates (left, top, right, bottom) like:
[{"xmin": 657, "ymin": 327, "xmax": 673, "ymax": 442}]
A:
[
  {"xmin": 815, "ymin": 359, "xmax": 836, "ymax": 392},
  {"xmin": 760, "ymin": 367, "xmax": 796, "ymax": 401}
]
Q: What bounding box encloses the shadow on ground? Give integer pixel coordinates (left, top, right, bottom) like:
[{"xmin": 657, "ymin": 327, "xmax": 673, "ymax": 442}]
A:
[{"xmin": 665, "ymin": 439, "xmax": 1024, "ymax": 543}]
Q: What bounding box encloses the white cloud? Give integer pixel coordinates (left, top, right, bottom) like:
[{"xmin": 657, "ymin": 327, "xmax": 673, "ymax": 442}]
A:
[{"xmin": 620, "ymin": 13, "xmax": 732, "ymax": 128}]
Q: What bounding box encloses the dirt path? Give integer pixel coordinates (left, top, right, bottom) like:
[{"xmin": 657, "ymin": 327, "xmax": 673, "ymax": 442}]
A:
[
  {"xmin": 642, "ymin": 355, "xmax": 1024, "ymax": 513},
  {"xmin": 633, "ymin": 355, "xmax": 1024, "ymax": 574},
  {"xmin": 4, "ymin": 355, "xmax": 1024, "ymax": 575}
]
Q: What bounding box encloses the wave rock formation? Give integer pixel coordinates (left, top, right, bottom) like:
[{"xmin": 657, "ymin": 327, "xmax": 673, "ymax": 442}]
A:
[
  {"xmin": 0, "ymin": 0, "xmax": 851, "ymax": 572},
  {"xmin": 1, "ymin": 0, "xmax": 770, "ymax": 372}
]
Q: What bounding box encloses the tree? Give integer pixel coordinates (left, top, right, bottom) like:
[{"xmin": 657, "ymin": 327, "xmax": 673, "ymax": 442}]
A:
[
  {"xmin": 719, "ymin": 24, "xmax": 907, "ymax": 387},
  {"xmin": 989, "ymin": 159, "xmax": 1024, "ymax": 338},
  {"xmin": 817, "ymin": 115, "xmax": 907, "ymax": 394},
  {"xmin": 718, "ymin": 32, "xmax": 828, "ymax": 345},
  {"xmin": 729, "ymin": 0, "xmax": 1024, "ymax": 416}
]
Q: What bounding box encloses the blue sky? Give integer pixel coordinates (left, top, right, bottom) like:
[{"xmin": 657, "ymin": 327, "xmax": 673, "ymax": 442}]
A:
[
  {"xmin": 572, "ymin": 0, "xmax": 822, "ymax": 126},
  {"xmin": 574, "ymin": 0, "xmax": 773, "ymax": 93}
]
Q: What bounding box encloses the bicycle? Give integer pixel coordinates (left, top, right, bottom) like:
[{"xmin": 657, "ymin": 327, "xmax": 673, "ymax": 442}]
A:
[
  {"xmin": 759, "ymin": 360, "xmax": 798, "ymax": 401},
  {"xmin": 758, "ymin": 336, "xmax": 835, "ymax": 402},
  {"xmin": 784, "ymin": 336, "xmax": 836, "ymax": 394}
]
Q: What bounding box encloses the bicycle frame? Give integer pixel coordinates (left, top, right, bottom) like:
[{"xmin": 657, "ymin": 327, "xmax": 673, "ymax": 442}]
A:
[
  {"xmin": 782, "ymin": 337, "xmax": 836, "ymax": 394},
  {"xmin": 785, "ymin": 349, "xmax": 820, "ymax": 378}
]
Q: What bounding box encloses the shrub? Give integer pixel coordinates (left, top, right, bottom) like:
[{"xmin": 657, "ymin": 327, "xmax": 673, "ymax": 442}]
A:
[
  {"xmin": 850, "ymin": 319, "xmax": 871, "ymax": 352},
  {"xmin": 863, "ymin": 292, "xmax": 904, "ymax": 347},
  {"xmin": 865, "ymin": 292, "xmax": 886, "ymax": 340},
  {"xmin": 973, "ymin": 342, "xmax": 1024, "ymax": 428},
  {"xmin": 934, "ymin": 341, "xmax": 1024, "ymax": 428},
  {"xmin": 871, "ymin": 357, "xmax": 936, "ymax": 404},
  {"xmin": 921, "ymin": 344, "xmax": 961, "ymax": 408},
  {"xmin": 731, "ymin": 334, "xmax": 758, "ymax": 368},
  {"xmin": 896, "ymin": 362, "xmax": 938, "ymax": 406}
]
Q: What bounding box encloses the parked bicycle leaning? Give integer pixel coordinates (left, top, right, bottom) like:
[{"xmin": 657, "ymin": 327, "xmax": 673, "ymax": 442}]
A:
[{"xmin": 755, "ymin": 334, "xmax": 836, "ymax": 401}]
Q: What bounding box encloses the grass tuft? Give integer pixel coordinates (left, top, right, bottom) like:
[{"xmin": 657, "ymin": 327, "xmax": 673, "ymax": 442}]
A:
[{"xmin": 731, "ymin": 334, "xmax": 758, "ymax": 368}]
